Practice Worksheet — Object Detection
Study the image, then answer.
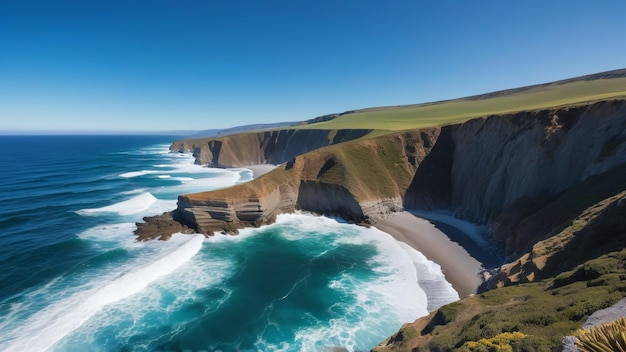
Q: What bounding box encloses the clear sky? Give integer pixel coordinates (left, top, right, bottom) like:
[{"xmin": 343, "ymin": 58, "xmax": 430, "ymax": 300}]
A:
[{"xmin": 1, "ymin": 1, "xmax": 625, "ymax": 132}]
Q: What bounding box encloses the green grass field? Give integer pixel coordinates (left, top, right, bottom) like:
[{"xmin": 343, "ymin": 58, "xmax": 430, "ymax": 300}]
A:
[{"xmin": 297, "ymin": 75, "xmax": 626, "ymax": 132}]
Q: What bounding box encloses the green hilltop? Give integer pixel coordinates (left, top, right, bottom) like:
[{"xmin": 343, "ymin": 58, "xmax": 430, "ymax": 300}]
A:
[{"xmin": 297, "ymin": 69, "xmax": 626, "ymax": 133}]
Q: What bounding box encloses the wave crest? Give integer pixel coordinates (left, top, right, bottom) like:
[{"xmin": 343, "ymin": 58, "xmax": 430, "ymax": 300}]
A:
[
  {"xmin": 2, "ymin": 234, "xmax": 204, "ymax": 352},
  {"xmin": 76, "ymin": 193, "xmax": 157, "ymax": 216}
]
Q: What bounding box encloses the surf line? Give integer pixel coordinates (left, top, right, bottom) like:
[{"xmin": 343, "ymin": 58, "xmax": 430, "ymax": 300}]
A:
[
  {"xmin": 75, "ymin": 192, "xmax": 157, "ymax": 216},
  {"xmin": 3, "ymin": 234, "xmax": 204, "ymax": 352}
]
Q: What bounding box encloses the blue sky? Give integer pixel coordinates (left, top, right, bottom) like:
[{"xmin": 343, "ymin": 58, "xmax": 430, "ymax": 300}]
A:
[{"xmin": 1, "ymin": 1, "xmax": 625, "ymax": 132}]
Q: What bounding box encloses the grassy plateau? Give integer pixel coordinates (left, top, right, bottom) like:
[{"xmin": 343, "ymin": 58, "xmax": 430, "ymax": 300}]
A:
[{"xmin": 298, "ymin": 72, "xmax": 626, "ymax": 134}]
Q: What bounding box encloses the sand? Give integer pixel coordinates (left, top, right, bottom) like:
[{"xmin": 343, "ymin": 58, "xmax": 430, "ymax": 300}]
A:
[{"xmin": 375, "ymin": 212, "xmax": 485, "ymax": 298}]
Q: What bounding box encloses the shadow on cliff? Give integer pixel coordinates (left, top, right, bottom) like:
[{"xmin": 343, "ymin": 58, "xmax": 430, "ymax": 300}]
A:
[
  {"xmin": 521, "ymin": 164, "xmax": 626, "ymax": 281},
  {"xmin": 402, "ymin": 126, "xmax": 455, "ymax": 210},
  {"xmin": 401, "ymin": 126, "xmax": 502, "ymax": 268},
  {"xmin": 401, "ymin": 102, "xmax": 626, "ymax": 280}
]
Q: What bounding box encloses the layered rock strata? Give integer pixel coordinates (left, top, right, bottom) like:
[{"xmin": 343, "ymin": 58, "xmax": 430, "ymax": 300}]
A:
[
  {"xmin": 170, "ymin": 128, "xmax": 373, "ymax": 167},
  {"xmin": 136, "ymin": 129, "xmax": 438, "ymax": 237}
]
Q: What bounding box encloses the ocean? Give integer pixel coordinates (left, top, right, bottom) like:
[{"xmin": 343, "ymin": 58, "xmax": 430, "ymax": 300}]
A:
[{"xmin": 0, "ymin": 135, "xmax": 458, "ymax": 352}]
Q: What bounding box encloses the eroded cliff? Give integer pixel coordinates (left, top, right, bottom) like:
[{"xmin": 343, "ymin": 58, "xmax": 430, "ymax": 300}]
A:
[
  {"xmin": 407, "ymin": 99, "xmax": 626, "ymax": 254},
  {"xmin": 136, "ymin": 129, "xmax": 440, "ymax": 238},
  {"xmin": 170, "ymin": 128, "xmax": 372, "ymax": 167}
]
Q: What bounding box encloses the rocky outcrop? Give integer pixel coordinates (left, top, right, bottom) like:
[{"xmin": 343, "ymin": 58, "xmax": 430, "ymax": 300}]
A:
[
  {"xmin": 135, "ymin": 211, "xmax": 195, "ymax": 241},
  {"xmin": 170, "ymin": 128, "xmax": 373, "ymax": 167}
]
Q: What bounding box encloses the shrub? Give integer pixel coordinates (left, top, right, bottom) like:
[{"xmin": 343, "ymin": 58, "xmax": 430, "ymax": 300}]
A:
[
  {"xmin": 510, "ymin": 335, "xmax": 553, "ymax": 352},
  {"xmin": 522, "ymin": 313, "xmax": 556, "ymax": 326},
  {"xmin": 553, "ymin": 256, "xmax": 617, "ymax": 288},
  {"xmin": 438, "ymin": 301, "xmax": 464, "ymax": 323},
  {"xmin": 462, "ymin": 331, "xmax": 527, "ymax": 351},
  {"xmin": 579, "ymin": 261, "xmax": 614, "ymax": 279},
  {"xmin": 563, "ymin": 291, "xmax": 622, "ymax": 321}
]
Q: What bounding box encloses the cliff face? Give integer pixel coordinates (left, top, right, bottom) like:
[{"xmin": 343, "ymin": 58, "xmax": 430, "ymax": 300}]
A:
[
  {"xmin": 406, "ymin": 100, "xmax": 626, "ymax": 254},
  {"xmin": 451, "ymin": 101, "xmax": 626, "ymax": 222},
  {"xmin": 170, "ymin": 128, "xmax": 372, "ymax": 167},
  {"xmin": 288, "ymin": 130, "xmax": 437, "ymax": 220},
  {"xmin": 135, "ymin": 129, "xmax": 439, "ymax": 238},
  {"xmin": 139, "ymin": 100, "xmax": 626, "ymax": 283}
]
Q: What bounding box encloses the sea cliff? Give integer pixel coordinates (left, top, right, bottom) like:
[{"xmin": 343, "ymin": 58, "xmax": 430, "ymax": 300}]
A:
[
  {"xmin": 139, "ymin": 100, "xmax": 626, "ymax": 251},
  {"xmin": 169, "ymin": 128, "xmax": 372, "ymax": 167},
  {"xmin": 136, "ymin": 99, "xmax": 626, "ymax": 351},
  {"xmin": 137, "ymin": 129, "xmax": 439, "ymax": 238},
  {"xmin": 407, "ymin": 100, "xmax": 626, "ymax": 252}
]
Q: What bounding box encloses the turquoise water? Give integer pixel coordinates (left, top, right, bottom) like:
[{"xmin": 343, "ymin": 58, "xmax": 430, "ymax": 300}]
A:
[{"xmin": 0, "ymin": 135, "xmax": 458, "ymax": 351}]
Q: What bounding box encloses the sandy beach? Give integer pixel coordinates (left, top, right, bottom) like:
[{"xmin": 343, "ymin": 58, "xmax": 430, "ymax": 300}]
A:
[{"xmin": 375, "ymin": 212, "xmax": 485, "ymax": 298}]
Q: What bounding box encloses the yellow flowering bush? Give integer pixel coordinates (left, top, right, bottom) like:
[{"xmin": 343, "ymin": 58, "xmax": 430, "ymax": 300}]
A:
[{"xmin": 462, "ymin": 331, "xmax": 527, "ymax": 351}]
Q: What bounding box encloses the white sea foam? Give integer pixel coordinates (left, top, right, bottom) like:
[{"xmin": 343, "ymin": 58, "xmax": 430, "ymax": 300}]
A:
[
  {"xmin": 256, "ymin": 213, "xmax": 429, "ymax": 351},
  {"xmin": 55, "ymin": 238, "xmax": 236, "ymax": 351},
  {"xmin": 121, "ymin": 156, "xmax": 243, "ymax": 197},
  {"xmin": 1, "ymin": 234, "xmax": 205, "ymax": 352},
  {"xmin": 274, "ymin": 214, "xmax": 432, "ymax": 317},
  {"xmin": 397, "ymin": 242, "xmax": 460, "ymax": 311},
  {"xmin": 76, "ymin": 192, "xmax": 157, "ymax": 216},
  {"xmin": 363, "ymin": 226, "xmax": 429, "ymax": 321},
  {"xmin": 171, "ymin": 176, "xmax": 194, "ymax": 182},
  {"xmin": 118, "ymin": 188, "xmax": 146, "ymax": 195},
  {"xmin": 162, "ymin": 171, "xmax": 241, "ymax": 195},
  {"xmin": 76, "ymin": 223, "xmax": 138, "ymax": 247},
  {"xmin": 116, "ymin": 144, "xmax": 171, "ymax": 156},
  {"xmin": 141, "ymin": 199, "xmax": 178, "ymax": 216},
  {"xmin": 119, "ymin": 170, "xmax": 161, "ymax": 178}
]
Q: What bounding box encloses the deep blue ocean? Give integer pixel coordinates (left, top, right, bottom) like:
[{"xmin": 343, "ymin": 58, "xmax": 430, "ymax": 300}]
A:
[{"xmin": 0, "ymin": 135, "xmax": 458, "ymax": 352}]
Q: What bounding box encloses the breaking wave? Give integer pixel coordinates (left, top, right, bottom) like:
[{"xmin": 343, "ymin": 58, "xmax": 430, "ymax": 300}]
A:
[
  {"xmin": 76, "ymin": 192, "xmax": 157, "ymax": 216},
  {"xmin": 1, "ymin": 234, "xmax": 204, "ymax": 352}
]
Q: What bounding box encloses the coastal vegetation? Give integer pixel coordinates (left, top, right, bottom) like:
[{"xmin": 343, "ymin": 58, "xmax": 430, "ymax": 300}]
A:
[{"xmin": 375, "ymin": 250, "xmax": 626, "ymax": 351}]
